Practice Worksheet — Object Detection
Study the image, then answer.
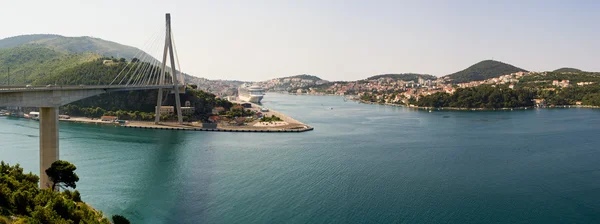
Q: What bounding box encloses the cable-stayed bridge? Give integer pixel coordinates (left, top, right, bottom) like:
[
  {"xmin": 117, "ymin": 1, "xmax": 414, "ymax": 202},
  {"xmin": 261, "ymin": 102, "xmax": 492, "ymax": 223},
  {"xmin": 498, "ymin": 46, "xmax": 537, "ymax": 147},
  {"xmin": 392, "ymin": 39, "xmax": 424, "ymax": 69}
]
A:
[{"xmin": 0, "ymin": 14, "xmax": 187, "ymax": 190}]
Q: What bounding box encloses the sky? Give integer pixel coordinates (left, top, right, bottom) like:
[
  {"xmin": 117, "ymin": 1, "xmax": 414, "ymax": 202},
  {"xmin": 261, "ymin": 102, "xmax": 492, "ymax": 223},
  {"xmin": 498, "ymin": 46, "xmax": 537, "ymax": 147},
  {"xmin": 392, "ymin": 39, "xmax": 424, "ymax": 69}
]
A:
[{"xmin": 1, "ymin": 0, "xmax": 599, "ymax": 81}]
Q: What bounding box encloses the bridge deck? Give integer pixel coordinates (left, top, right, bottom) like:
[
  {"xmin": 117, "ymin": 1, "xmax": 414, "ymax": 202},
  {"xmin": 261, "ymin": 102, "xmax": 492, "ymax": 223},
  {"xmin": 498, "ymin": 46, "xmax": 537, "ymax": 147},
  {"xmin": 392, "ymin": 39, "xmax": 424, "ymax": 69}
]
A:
[{"xmin": 0, "ymin": 85, "xmax": 179, "ymax": 93}]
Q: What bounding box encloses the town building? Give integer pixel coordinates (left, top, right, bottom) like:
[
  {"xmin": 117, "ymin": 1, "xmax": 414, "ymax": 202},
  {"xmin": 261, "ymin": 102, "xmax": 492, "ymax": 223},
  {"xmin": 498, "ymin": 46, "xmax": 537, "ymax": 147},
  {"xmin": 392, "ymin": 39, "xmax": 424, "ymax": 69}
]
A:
[
  {"xmin": 212, "ymin": 106, "xmax": 225, "ymax": 115},
  {"xmin": 181, "ymin": 107, "xmax": 195, "ymax": 115},
  {"xmin": 155, "ymin": 106, "xmax": 175, "ymax": 115}
]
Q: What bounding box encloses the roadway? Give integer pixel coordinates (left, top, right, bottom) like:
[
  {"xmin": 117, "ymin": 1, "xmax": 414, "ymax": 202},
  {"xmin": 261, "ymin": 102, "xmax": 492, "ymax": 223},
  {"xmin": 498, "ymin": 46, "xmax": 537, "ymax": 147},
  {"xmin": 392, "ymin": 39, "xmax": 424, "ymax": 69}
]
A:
[{"xmin": 0, "ymin": 84, "xmax": 180, "ymax": 93}]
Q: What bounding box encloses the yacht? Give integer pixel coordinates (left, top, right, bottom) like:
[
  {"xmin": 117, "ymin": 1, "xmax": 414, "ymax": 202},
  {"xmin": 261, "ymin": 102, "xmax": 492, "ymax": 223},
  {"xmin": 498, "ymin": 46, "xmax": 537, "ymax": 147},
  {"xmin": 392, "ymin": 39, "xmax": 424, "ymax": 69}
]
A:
[
  {"xmin": 238, "ymin": 84, "xmax": 264, "ymax": 103},
  {"xmin": 29, "ymin": 112, "xmax": 40, "ymax": 120}
]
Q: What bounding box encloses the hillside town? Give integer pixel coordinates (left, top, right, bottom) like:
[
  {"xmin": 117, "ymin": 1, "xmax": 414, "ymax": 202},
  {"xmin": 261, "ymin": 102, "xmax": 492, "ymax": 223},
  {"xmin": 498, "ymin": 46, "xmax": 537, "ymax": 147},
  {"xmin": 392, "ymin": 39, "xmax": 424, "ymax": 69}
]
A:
[{"xmin": 286, "ymin": 71, "xmax": 531, "ymax": 103}]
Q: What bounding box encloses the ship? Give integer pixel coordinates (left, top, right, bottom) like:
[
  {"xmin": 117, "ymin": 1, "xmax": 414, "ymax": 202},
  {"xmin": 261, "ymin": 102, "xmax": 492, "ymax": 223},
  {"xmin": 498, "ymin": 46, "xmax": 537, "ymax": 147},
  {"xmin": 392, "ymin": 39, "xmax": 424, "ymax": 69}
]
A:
[{"xmin": 238, "ymin": 84, "xmax": 265, "ymax": 103}]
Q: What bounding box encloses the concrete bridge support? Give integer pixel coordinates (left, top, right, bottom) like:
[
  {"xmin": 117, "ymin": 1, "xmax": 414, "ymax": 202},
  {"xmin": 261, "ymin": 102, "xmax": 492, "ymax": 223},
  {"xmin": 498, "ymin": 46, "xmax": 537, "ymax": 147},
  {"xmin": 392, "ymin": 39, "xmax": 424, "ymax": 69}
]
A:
[{"xmin": 39, "ymin": 107, "xmax": 59, "ymax": 190}]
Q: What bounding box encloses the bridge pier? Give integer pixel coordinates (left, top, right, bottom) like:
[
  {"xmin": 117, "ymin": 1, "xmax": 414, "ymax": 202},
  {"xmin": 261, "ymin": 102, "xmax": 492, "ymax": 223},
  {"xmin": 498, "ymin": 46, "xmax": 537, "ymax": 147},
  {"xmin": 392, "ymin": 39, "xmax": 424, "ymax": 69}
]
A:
[{"xmin": 39, "ymin": 107, "xmax": 59, "ymax": 190}]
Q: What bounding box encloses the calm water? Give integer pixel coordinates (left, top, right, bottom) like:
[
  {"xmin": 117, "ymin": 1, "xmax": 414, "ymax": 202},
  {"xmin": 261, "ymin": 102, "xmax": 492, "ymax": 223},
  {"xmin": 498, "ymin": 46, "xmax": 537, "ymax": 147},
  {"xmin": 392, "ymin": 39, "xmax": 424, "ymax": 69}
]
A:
[{"xmin": 1, "ymin": 93, "xmax": 600, "ymax": 223}]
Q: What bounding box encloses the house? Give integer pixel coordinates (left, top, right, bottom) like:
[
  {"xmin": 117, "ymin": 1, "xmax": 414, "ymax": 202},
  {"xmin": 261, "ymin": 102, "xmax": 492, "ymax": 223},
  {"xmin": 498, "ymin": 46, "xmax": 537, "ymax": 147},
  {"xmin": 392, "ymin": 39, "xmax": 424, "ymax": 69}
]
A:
[
  {"xmin": 208, "ymin": 115, "xmax": 220, "ymax": 123},
  {"xmin": 576, "ymin": 101, "xmax": 583, "ymax": 105},
  {"xmin": 509, "ymin": 84, "xmax": 515, "ymax": 89},
  {"xmin": 212, "ymin": 106, "xmax": 225, "ymax": 115},
  {"xmin": 533, "ymin": 99, "xmax": 546, "ymax": 108},
  {"xmin": 241, "ymin": 103, "xmax": 252, "ymax": 108},
  {"xmin": 101, "ymin": 116, "xmax": 117, "ymax": 122},
  {"xmin": 155, "ymin": 106, "xmax": 174, "ymax": 114},
  {"xmin": 102, "ymin": 60, "xmax": 116, "ymax": 66},
  {"xmin": 181, "ymin": 107, "xmax": 195, "ymax": 115},
  {"xmin": 231, "ymin": 105, "xmax": 244, "ymax": 111},
  {"xmin": 553, "ymin": 80, "xmax": 570, "ymax": 88},
  {"xmin": 234, "ymin": 117, "xmax": 246, "ymax": 125}
]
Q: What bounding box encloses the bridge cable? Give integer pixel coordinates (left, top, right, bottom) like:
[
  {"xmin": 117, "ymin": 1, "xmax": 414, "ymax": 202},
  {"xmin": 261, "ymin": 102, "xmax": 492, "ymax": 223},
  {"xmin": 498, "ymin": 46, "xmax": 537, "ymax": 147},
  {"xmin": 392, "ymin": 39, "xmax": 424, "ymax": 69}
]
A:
[
  {"xmin": 126, "ymin": 27, "xmax": 163, "ymax": 86},
  {"xmin": 136, "ymin": 35, "xmax": 163, "ymax": 86},
  {"xmin": 129, "ymin": 36, "xmax": 160, "ymax": 86},
  {"xmin": 126, "ymin": 30, "xmax": 163, "ymax": 86},
  {"xmin": 111, "ymin": 27, "xmax": 161, "ymax": 86},
  {"xmin": 139, "ymin": 29, "xmax": 165, "ymax": 86},
  {"xmin": 145, "ymin": 35, "xmax": 166, "ymax": 86},
  {"xmin": 115, "ymin": 28, "xmax": 161, "ymax": 86},
  {"xmin": 145, "ymin": 34, "xmax": 165, "ymax": 85}
]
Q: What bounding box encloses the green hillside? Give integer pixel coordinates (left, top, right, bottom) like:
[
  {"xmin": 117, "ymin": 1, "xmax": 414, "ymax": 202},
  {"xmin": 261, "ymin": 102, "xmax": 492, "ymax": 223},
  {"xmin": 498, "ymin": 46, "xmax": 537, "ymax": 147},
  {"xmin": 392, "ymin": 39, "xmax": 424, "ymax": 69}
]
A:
[
  {"xmin": 367, "ymin": 73, "xmax": 436, "ymax": 82},
  {"xmin": 445, "ymin": 60, "xmax": 528, "ymax": 83},
  {"xmin": 553, "ymin": 67, "xmax": 583, "ymax": 73},
  {"xmin": 0, "ymin": 34, "xmax": 145, "ymax": 60},
  {"xmin": 0, "ymin": 46, "xmax": 100, "ymax": 85}
]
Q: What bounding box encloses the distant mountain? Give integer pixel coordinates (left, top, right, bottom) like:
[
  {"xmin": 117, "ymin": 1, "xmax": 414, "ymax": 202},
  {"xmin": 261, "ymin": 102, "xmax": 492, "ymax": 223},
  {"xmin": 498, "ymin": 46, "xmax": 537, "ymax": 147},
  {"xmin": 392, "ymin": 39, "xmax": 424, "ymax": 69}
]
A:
[
  {"xmin": 367, "ymin": 73, "xmax": 436, "ymax": 82},
  {"xmin": 0, "ymin": 34, "xmax": 146, "ymax": 60},
  {"xmin": 553, "ymin": 67, "xmax": 583, "ymax": 73},
  {"xmin": 279, "ymin": 74, "xmax": 323, "ymax": 81},
  {"xmin": 445, "ymin": 60, "xmax": 528, "ymax": 83}
]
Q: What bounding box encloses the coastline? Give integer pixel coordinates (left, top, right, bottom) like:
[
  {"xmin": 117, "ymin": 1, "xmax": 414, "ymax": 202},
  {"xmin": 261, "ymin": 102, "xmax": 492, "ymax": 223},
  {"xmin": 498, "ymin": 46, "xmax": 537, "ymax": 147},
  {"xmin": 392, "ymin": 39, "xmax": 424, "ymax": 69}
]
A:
[
  {"xmin": 356, "ymin": 99, "xmax": 600, "ymax": 111},
  {"xmin": 55, "ymin": 104, "xmax": 313, "ymax": 132}
]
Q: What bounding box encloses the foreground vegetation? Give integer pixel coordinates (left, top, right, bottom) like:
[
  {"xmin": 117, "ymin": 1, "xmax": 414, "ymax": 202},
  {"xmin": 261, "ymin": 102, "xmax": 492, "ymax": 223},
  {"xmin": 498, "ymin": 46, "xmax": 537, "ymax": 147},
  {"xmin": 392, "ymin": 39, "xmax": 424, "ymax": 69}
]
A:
[{"xmin": 0, "ymin": 160, "xmax": 131, "ymax": 223}]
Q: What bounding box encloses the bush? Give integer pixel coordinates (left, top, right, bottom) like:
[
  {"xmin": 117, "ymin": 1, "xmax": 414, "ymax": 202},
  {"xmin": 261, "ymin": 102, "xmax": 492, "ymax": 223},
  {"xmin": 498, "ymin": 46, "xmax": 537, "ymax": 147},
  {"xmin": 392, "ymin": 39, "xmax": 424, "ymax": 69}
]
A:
[
  {"xmin": 112, "ymin": 215, "xmax": 130, "ymax": 224},
  {"xmin": 260, "ymin": 115, "xmax": 282, "ymax": 122}
]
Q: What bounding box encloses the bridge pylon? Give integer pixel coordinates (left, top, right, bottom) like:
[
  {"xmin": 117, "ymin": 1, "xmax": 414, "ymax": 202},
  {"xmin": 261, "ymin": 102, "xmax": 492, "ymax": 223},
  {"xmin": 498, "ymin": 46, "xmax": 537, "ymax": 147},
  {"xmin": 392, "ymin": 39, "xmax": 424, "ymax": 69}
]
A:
[{"xmin": 155, "ymin": 13, "xmax": 183, "ymax": 125}]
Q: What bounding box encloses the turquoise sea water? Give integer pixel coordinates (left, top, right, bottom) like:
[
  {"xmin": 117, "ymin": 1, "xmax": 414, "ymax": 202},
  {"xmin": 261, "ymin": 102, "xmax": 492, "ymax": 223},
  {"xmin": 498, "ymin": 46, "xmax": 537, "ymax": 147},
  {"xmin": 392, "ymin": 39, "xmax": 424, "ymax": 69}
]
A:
[{"xmin": 1, "ymin": 93, "xmax": 600, "ymax": 223}]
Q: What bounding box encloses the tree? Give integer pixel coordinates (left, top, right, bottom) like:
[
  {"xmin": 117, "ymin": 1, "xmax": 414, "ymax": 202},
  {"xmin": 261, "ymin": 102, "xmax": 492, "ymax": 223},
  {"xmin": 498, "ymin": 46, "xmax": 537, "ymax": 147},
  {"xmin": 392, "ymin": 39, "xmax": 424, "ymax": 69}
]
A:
[
  {"xmin": 45, "ymin": 160, "xmax": 80, "ymax": 191},
  {"xmin": 112, "ymin": 215, "xmax": 131, "ymax": 224},
  {"xmin": 131, "ymin": 58, "xmax": 139, "ymax": 63},
  {"xmin": 1, "ymin": 161, "xmax": 109, "ymax": 223}
]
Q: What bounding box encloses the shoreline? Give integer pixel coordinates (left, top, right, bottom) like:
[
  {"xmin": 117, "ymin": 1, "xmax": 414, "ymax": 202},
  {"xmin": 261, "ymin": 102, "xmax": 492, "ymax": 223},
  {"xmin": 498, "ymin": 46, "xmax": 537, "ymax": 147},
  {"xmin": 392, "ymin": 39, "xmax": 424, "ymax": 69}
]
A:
[
  {"xmin": 356, "ymin": 99, "xmax": 600, "ymax": 111},
  {"xmin": 55, "ymin": 103, "xmax": 313, "ymax": 132}
]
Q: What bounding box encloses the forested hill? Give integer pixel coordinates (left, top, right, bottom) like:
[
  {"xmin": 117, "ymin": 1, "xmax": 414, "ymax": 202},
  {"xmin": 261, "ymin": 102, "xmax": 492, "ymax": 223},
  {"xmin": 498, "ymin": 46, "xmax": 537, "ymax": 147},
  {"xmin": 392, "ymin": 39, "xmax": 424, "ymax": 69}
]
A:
[
  {"xmin": 279, "ymin": 74, "xmax": 323, "ymax": 81},
  {"xmin": 367, "ymin": 73, "xmax": 436, "ymax": 82},
  {"xmin": 445, "ymin": 60, "xmax": 528, "ymax": 83},
  {"xmin": 0, "ymin": 46, "xmax": 101, "ymax": 85},
  {"xmin": 0, "ymin": 34, "xmax": 144, "ymax": 60},
  {"xmin": 553, "ymin": 67, "xmax": 583, "ymax": 73}
]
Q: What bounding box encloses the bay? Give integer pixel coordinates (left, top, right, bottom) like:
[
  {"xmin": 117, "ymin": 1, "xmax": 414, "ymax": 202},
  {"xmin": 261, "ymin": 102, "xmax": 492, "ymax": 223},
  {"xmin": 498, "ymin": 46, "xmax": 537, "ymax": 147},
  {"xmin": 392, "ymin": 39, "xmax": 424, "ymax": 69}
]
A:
[{"xmin": 1, "ymin": 93, "xmax": 600, "ymax": 223}]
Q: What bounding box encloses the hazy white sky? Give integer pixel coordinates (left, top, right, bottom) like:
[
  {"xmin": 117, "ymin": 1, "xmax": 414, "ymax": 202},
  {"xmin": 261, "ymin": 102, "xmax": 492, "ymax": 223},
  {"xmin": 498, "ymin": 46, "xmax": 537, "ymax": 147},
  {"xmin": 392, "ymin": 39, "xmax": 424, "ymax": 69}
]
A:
[{"xmin": 2, "ymin": 0, "xmax": 599, "ymax": 81}]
